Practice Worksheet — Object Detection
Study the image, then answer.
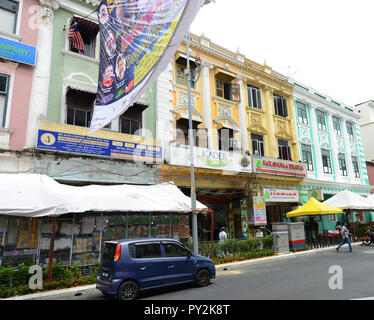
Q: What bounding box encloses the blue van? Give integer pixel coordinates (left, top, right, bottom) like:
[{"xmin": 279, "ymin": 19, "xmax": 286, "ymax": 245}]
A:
[{"xmin": 96, "ymin": 238, "xmax": 216, "ymax": 300}]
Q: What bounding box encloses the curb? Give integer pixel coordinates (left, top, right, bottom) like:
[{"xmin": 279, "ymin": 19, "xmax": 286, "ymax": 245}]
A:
[
  {"xmin": 2, "ymin": 243, "xmax": 362, "ymax": 300},
  {"xmin": 215, "ymin": 242, "xmax": 362, "ymax": 270},
  {"xmin": 2, "ymin": 284, "xmax": 97, "ymax": 300}
]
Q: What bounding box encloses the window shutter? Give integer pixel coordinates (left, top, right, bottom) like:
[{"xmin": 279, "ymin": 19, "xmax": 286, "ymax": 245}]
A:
[{"xmin": 231, "ymin": 83, "xmax": 240, "ymax": 102}]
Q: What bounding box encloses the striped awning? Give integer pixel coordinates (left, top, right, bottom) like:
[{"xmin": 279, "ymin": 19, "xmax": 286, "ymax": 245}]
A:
[
  {"xmin": 71, "ymin": 15, "xmax": 99, "ymax": 34},
  {"xmin": 67, "ymin": 85, "xmax": 97, "ymax": 94}
]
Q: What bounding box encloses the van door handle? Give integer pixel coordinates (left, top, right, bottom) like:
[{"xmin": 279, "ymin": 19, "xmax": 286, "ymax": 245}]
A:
[
  {"xmin": 168, "ymin": 263, "xmax": 175, "ymax": 268},
  {"xmin": 140, "ymin": 265, "xmax": 146, "ymax": 270}
]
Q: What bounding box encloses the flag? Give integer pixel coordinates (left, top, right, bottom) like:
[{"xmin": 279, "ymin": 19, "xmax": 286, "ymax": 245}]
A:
[
  {"xmin": 88, "ymin": 0, "xmax": 205, "ymax": 134},
  {"xmin": 68, "ymin": 21, "xmax": 85, "ymax": 52}
]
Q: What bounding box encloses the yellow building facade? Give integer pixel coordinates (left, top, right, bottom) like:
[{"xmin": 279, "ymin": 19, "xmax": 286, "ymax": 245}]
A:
[{"xmin": 159, "ymin": 33, "xmax": 305, "ymax": 239}]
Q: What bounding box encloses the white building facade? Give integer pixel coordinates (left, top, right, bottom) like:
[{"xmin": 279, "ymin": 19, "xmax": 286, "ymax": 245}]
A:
[{"xmin": 290, "ymin": 80, "xmax": 371, "ymax": 204}]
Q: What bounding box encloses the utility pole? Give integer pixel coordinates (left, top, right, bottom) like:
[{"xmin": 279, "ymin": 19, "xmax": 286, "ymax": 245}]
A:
[{"xmin": 185, "ymin": 31, "xmax": 198, "ymax": 254}]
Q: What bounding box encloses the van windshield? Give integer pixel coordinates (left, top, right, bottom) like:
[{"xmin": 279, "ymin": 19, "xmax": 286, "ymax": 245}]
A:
[{"xmin": 102, "ymin": 242, "xmax": 117, "ymax": 261}]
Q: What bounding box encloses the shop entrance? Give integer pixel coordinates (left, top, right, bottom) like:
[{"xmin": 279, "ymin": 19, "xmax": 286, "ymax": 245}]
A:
[{"xmin": 266, "ymin": 202, "xmax": 298, "ymax": 231}]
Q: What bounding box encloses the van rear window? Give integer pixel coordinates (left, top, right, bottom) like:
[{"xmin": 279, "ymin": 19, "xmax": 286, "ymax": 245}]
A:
[{"xmin": 102, "ymin": 243, "xmax": 117, "ymax": 261}]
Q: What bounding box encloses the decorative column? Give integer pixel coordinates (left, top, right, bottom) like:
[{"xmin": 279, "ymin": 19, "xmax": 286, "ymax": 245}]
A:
[
  {"xmin": 263, "ymin": 86, "xmax": 276, "ymax": 158},
  {"xmin": 25, "ymin": 0, "xmax": 59, "ymax": 149},
  {"xmin": 342, "ymin": 118, "xmax": 353, "ymax": 182},
  {"xmin": 327, "ymin": 112, "xmax": 341, "ymax": 181},
  {"xmin": 201, "ymin": 62, "xmax": 213, "ymax": 149},
  {"xmin": 237, "ymin": 76, "xmax": 249, "ymax": 152},
  {"xmin": 286, "ymin": 95, "xmax": 299, "ymax": 161},
  {"xmin": 309, "ymin": 105, "xmax": 323, "ymax": 177}
]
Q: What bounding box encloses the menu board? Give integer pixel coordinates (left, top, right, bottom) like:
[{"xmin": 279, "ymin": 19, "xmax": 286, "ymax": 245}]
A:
[{"xmin": 248, "ymin": 197, "xmax": 267, "ymax": 226}]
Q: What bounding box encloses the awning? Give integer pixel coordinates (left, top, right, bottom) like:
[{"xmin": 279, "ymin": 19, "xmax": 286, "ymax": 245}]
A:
[
  {"xmin": 286, "ymin": 197, "xmax": 343, "ymax": 218},
  {"xmin": 67, "ymin": 85, "xmax": 97, "ymax": 94},
  {"xmin": 176, "ymin": 113, "xmax": 203, "ymax": 125},
  {"xmin": 323, "ymin": 190, "xmax": 374, "ymax": 210},
  {"xmin": 214, "ymin": 68, "xmax": 236, "ymax": 82},
  {"xmin": 71, "ymin": 15, "xmax": 99, "ymax": 34},
  {"xmin": 0, "ymin": 174, "xmax": 207, "ymax": 217}
]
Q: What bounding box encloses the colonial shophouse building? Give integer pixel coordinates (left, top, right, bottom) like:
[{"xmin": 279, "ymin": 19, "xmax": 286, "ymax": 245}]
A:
[
  {"xmin": 291, "ymin": 80, "xmax": 372, "ymax": 230},
  {"xmin": 158, "ymin": 33, "xmax": 307, "ymax": 239}
]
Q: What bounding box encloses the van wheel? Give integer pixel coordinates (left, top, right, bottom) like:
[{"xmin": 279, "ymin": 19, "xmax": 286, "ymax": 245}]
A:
[
  {"xmin": 117, "ymin": 280, "xmax": 139, "ymax": 300},
  {"xmin": 195, "ymin": 269, "xmax": 211, "ymax": 287}
]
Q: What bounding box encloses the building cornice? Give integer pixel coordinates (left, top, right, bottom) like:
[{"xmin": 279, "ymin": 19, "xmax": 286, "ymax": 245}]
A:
[
  {"xmin": 293, "ymin": 87, "xmax": 360, "ymax": 121},
  {"xmin": 186, "ymin": 33, "xmax": 292, "ymax": 93},
  {"xmin": 58, "ymin": 0, "xmax": 99, "ymax": 18}
]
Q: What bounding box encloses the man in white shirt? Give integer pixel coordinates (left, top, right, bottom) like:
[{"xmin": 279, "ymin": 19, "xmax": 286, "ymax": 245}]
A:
[{"xmin": 219, "ymin": 227, "xmax": 227, "ymax": 243}]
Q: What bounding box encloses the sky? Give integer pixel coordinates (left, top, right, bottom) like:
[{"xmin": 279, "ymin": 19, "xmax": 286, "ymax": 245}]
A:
[{"xmin": 189, "ymin": 0, "xmax": 374, "ymax": 107}]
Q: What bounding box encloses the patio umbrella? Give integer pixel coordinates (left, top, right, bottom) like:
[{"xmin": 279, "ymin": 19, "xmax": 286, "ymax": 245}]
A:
[
  {"xmin": 286, "ymin": 197, "xmax": 343, "ymax": 218},
  {"xmin": 322, "ymin": 190, "xmax": 374, "ymax": 210},
  {"xmin": 365, "ymin": 193, "xmax": 374, "ymax": 207},
  {"xmin": 286, "ymin": 197, "xmax": 343, "ymax": 246},
  {"xmin": 323, "ymin": 190, "xmax": 374, "ymax": 240}
]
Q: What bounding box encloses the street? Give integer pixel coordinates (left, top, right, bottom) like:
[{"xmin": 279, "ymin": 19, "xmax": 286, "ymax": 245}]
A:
[{"xmin": 51, "ymin": 244, "xmax": 374, "ymax": 300}]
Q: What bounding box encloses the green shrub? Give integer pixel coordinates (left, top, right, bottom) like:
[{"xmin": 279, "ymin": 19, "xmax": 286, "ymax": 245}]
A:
[
  {"xmin": 0, "ymin": 262, "xmax": 100, "ymax": 298},
  {"xmin": 186, "ymin": 236, "xmax": 273, "ymax": 258}
]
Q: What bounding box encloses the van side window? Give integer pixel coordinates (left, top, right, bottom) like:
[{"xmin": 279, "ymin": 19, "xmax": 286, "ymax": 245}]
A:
[
  {"xmin": 135, "ymin": 243, "xmax": 161, "ymax": 258},
  {"xmin": 164, "ymin": 243, "xmax": 190, "ymax": 257}
]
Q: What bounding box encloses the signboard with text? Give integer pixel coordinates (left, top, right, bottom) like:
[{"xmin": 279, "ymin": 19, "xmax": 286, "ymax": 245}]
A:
[
  {"xmin": 169, "ymin": 145, "xmax": 252, "ymax": 173},
  {"xmin": 36, "ymin": 121, "xmax": 162, "ymax": 162},
  {"xmin": 252, "ymin": 156, "xmax": 307, "ymax": 178},
  {"xmin": 240, "ymin": 198, "xmax": 249, "ymax": 239},
  {"xmin": 248, "ymin": 197, "xmax": 267, "ymax": 226},
  {"xmin": 0, "ymin": 37, "xmax": 37, "ymax": 66},
  {"xmin": 263, "ymin": 188, "xmax": 299, "ymax": 203}
]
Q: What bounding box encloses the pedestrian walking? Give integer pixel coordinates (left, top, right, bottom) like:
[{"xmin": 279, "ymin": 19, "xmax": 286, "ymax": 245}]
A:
[
  {"xmin": 218, "ymin": 227, "xmax": 228, "ymax": 257},
  {"xmin": 219, "ymin": 227, "xmax": 227, "ymax": 243},
  {"xmin": 336, "ymin": 223, "xmax": 352, "ymax": 252}
]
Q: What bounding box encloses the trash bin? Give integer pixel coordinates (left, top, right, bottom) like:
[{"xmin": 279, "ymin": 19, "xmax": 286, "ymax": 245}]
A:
[
  {"xmin": 272, "ymin": 223, "xmax": 289, "ymax": 254},
  {"xmin": 287, "ymin": 222, "xmax": 306, "ymax": 250}
]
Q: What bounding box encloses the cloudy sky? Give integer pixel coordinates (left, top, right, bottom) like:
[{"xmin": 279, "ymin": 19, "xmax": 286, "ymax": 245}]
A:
[{"xmin": 190, "ymin": 0, "xmax": 373, "ymax": 107}]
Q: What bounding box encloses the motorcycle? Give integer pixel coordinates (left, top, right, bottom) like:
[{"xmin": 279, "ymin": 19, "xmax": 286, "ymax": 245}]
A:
[{"xmin": 362, "ymin": 229, "xmax": 374, "ymax": 246}]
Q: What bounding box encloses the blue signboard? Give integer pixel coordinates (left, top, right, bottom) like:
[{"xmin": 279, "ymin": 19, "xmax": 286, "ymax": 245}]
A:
[
  {"xmin": 37, "ymin": 128, "xmax": 162, "ymax": 162},
  {"xmin": 0, "ymin": 37, "xmax": 37, "ymax": 66}
]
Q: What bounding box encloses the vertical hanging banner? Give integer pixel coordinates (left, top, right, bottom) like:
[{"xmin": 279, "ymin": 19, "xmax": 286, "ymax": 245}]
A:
[
  {"xmin": 89, "ymin": 0, "xmax": 204, "ymax": 134},
  {"xmin": 240, "ymin": 198, "xmax": 249, "ymax": 240}
]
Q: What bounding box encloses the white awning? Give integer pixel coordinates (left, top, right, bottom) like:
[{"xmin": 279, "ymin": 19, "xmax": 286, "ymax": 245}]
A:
[
  {"xmin": 0, "ymin": 174, "xmax": 207, "ymax": 217},
  {"xmin": 323, "ymin": 190, "xmax": 374, "ymax": 210}
]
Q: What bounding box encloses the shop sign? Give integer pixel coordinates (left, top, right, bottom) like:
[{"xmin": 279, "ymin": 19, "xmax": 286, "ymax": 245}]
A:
[
  {"xmin": 36, "ymin": 120, "xmax": 163, "ymax": 162},
  {"xmin": 240, "ymin": 198, "xmax": 249, "ymax": 239},
  {"xmin": 263, "ymin": 188, "xmax": 299, "ymax": 203},
  {"xmin": 308, "ymin": 188, "xmax": 323, "ymax": 201},
  {"xmin": 299, "ymin": 192, "xmax": 309, "ymax": 205},
  {"xmin": 248, "ymin": 197, "xmax": 267, "ymax": 226},
  {"xmin": 252, "ymin": 156, "xmax": 307, "ymax": 178},
  {"xmin": 169, "ymin": 145, "xmax": 252, "ymax": 173},
  {"xmin": 0, "ymin": 37, "xmax": 37, "ymax": 66}
]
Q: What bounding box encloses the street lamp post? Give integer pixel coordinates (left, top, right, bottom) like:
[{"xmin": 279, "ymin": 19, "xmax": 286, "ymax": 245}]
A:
[{"xmin": 185, "ymin": 31, "xmax": 198, "ymax": 254}]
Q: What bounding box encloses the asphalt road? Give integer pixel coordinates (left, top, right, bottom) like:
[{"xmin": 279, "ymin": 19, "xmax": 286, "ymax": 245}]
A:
[{"xmin": 51, "ymin": 244, "xmax": 374, "ymax": 300}]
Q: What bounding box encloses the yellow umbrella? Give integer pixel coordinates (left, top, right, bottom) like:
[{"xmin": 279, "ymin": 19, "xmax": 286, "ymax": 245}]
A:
[{"xmin": 286, "ymin": 197, "xmax": 343, "ymax": 218}]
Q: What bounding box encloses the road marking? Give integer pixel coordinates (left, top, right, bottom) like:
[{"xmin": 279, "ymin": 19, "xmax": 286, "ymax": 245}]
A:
[
  {"xmin": 216, "ymin": 270, "xmax": 243, "ymax": 276},
  {"xmin": 351, "ymin": 297, "xmax": 374, "ymax": 300},
  {"xmin": 361, "ymin": 251, "xmax": 374, "ymax": 254}
]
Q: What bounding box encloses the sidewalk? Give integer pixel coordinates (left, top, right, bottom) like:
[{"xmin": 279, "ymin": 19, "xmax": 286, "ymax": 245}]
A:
[{"xmin": 3, "ymin": 243, "xmax": 361, "ymax": 300}]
